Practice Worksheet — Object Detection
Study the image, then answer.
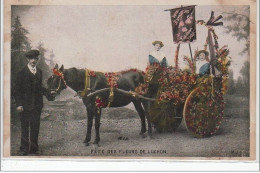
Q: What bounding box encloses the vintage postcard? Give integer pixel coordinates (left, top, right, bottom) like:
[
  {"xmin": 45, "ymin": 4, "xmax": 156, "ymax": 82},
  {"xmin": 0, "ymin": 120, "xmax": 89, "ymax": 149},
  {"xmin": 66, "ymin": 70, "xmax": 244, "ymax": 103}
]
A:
[{"xmin": 1, "ymin": 0, "xmax": 258, "ymax": 171}]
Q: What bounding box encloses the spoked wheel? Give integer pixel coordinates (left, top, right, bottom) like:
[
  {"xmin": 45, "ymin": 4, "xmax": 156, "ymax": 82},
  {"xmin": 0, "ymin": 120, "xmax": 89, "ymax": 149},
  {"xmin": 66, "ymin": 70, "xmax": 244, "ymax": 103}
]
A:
[
  {"xmin": 183, "ymin": 85, "xmax": 224, "ymax": 138},
  {"xmin": 150, "ymin": 102, "xmax": 183, "ymax": 133}
]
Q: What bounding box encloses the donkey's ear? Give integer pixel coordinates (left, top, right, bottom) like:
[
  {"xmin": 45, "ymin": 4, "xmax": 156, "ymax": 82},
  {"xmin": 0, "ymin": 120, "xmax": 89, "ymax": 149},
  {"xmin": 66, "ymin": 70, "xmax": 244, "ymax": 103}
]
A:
[
  {"xmin": 54, "ymin": 64, "xmax": 58, "ymax": 69},
  {"xmin": 59, "ymin": 64, "xmax": 64, "ymax": 72}
]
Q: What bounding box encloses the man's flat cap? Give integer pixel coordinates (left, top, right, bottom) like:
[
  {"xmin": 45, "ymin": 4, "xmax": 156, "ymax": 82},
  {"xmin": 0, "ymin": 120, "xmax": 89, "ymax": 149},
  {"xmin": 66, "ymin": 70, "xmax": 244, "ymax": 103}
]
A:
[{"xmin": 25, "ymin": 49, "xmax": 40, "ymax": 59}]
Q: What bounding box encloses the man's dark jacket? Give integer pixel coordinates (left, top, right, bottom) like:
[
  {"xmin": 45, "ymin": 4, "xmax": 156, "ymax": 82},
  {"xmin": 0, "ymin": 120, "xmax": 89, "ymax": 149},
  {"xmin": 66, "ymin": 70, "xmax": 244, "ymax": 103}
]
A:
[{"xmin": 15, "ymin": 66, "xmax": 45, "ymax": 111}]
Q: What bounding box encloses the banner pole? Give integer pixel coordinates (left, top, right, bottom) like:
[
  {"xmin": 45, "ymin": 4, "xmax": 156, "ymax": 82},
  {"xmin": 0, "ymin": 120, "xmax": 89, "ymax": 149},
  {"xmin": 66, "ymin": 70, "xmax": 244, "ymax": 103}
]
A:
[
  {"xmin": 189, "ymin": 43, "xmax": 194, "ymax": 62},
  {"xmin": 174, "ymin": 44, "xmax": 180, "ymax": 71}
]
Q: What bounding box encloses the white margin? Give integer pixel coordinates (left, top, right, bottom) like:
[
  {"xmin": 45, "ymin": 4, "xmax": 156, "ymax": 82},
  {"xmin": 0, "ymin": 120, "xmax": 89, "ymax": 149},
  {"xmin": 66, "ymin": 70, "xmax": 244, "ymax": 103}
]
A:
[
  {"xmin": 1, "ymin": 1, "xmax": 259, "ymax": 172},
  {"xmin": 256, "ymin": 0, "xmax": 260, "ymax": 166},
  {"xmin": 1, "ymin": 0, "xmax": 4, "ymax": 169}
]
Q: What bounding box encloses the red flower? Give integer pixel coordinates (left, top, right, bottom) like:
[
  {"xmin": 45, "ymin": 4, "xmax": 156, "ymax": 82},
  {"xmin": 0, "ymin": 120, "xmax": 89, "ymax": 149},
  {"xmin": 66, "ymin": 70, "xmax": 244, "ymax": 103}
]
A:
[
  {"xmin": 89, "ymin": 71, "xmax": 96, "ymax": 77},
  {"xmin": 95, "ymin": 97, "xmax": 104, "ymax": 108}
]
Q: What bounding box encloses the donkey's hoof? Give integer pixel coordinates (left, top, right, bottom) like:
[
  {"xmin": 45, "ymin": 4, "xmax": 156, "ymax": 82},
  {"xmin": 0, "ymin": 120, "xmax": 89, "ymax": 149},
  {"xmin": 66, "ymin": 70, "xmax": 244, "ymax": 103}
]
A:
[
  {"xmin": 93, "ymin": 140, "xmax": 100, "ymax": 145},
  {"xmin": 139, "ymin": 131, "xmax": 146, "ymax": 135},
  {"xmin": 85, "ymin": 142, "xmax": 90, "ymax": 146},
  {"xmin": 83, "ymin": 140, "xmax": 90, "ymax": 144},
  {"xmin": 142, "ymin": 133, "xmax": 147, "ymax": 138}
]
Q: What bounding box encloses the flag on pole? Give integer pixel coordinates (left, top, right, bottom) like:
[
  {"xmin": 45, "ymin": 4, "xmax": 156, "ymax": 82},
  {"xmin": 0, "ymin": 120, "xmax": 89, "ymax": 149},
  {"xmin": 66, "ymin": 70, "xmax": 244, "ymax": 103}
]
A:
[{"xmin": 170, "ymin": 5, "xmax": 196, "ymax": 44}]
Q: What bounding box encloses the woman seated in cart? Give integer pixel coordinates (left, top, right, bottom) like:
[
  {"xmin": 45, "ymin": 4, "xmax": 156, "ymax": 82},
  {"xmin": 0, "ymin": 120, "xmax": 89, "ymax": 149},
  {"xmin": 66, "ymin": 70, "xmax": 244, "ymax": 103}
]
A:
[{"xmin": 149, "ymin": 40, "xmax": 168, "ymax": 67}]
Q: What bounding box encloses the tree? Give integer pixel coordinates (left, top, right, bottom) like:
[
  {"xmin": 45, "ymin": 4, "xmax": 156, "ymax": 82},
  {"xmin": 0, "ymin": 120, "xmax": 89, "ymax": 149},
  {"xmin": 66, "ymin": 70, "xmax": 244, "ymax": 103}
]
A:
[
  {"xmin": 235, "ymin": 76, "xmax": 243, "ymax": 95},
  {"xmin": 239, "ymin": 61, "xmax": 250, "ymax": 97},
  {"xmin": 223, "ymin": 6, "xmax": 250, "ymax": 56},
  {"xmin": 37, "ymin": 42, "xmax": 51, "ymax": 84},
  {"xmin": 227, "ymin": 70, "xmax": 235, "ymax": 95},
  {"xmin": 11, "ymin": 16, "xmax": 32, "ymax": 96},
  {"xmin": 223, "ymin": 7, "xmax": 250, "ymax": 98},
  {"xmin": 11, "ymin": 16, "xmax": 31, "ymax": 54},
  {"xmin": 234, "ymin": 61, "xmax": 250, "ymax": 97}
]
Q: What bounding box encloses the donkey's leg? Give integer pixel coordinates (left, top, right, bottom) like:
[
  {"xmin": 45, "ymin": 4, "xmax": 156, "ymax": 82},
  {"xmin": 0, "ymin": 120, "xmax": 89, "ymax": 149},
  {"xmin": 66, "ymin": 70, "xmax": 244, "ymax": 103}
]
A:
[
  {"xmin": 142, "ymin": 101, "xmax": 153, "ymax": 138},
  {"xmin": 132, "ymin": 100, "xmax": 146, "ymax": 135},
  {"xmin": 84, "ymin": 107, "xmax": 94, "ymax": 146},
  {"xmin": 93, "ymin": 109, "xmax": 101, "ymax": 145}
]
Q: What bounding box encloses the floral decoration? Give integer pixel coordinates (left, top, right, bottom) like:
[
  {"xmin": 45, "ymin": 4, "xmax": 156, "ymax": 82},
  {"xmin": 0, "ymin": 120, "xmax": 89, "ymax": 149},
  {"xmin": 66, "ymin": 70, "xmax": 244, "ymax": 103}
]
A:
[
  {"xmin": 215, "ymin": 45, "xmax": 231, "ymax": 94},
  {"xmin": 105, "ymin": 72, "xmax": 119, "ymax": 88},
  {"xmin": 157, "ymin": 70, "xmax": 197, "ymax": 105},
  {"xmin": 215, "ymin": 46, "xmax": 231, "ymax": 74},
  {"xmin": 95, "ymin": 96, "xmax": 104, "ymax": 108},
  {"xmin": 184, "ymin": 82, "xmax": 224, "ymax": 137},
  {"xmin": 183, "ymin": 55, "xmax": 195, "ymax": 73},
  {"xmin": 88, "ymin": 70, "xmax": 96, "ymax": 77}
]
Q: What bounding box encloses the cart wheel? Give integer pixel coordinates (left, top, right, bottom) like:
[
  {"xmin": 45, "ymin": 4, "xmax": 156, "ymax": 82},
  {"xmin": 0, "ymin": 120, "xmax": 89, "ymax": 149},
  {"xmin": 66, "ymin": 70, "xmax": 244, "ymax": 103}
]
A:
[
  {"xmin": 183, "ymin": 85, "xmax": 224, "ymax": 138},
  {"xmin": 150, "ymin": 102, "xmax": 183, "ymax": 133}
]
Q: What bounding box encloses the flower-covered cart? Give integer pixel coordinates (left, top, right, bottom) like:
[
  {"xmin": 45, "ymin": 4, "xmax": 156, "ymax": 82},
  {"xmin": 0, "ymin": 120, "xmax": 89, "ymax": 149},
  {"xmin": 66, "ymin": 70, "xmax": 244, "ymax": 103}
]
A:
[
  {"xmin": 135, "ymin": 8, "xmax": 231, "ymax": 137},
  {"xmin": 135, "ymin": 48, "xmax": 230, "ymax": 137}
]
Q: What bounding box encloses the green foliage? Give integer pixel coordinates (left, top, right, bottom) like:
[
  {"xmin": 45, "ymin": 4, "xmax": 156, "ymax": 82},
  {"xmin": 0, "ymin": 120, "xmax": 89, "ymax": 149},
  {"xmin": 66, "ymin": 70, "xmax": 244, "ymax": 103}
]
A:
[
  {"xmin": 11, "ymin": 16, "xmax": 31, "ymax": 52},
  {"xmin": 240, "ymin": 61, "xmax": 250, "ymax": 85},
  {"xmin": 223, "ymin": 7, "xmax": 250, "ymax": 55},
  {"xmin": 225, "ymin": 61, "xmax": 249, "ymax": 97},
  {"xmin": 223, "ymin": 7, "xmax": 250, "ymax": 97},
  {"xmin": 234, "ymin": 61, "xmax": 250, "ymax": 97},
  {"xmin": 227, "ymin": 70, "xmax": 235, "ymax": 95},
  {"xmin": 11, "ymin": 16, "xmax": 32, "ymax": 96}
]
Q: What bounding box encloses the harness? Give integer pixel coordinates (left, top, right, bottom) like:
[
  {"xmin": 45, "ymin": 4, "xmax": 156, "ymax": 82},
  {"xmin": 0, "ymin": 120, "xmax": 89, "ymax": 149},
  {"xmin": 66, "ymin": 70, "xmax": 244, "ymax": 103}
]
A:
[
  {"xmin": 80, "ymin": 69, "xmax": 91, "ymax": 97},
  {"xmin": 104, "ymin": 72, "xmax": 119, "ymax": 107},
  {"xmin": 52, "ymin": 68, "xmax": 67, "ymax": 92},
  {"xmin": 80, "ymin": 69, "xmax": 119, "ymax": 108},
  {"xmin": 54, "ymin": 68, "xmax": 143, "ymax": 110}
]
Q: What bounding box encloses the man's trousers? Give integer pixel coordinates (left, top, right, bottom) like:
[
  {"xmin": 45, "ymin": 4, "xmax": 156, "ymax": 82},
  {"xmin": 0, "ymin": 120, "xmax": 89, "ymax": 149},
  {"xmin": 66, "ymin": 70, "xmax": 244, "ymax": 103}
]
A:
[{"xmin": 20, "ymin": 109, "xmax": 41, "ymax": 153}]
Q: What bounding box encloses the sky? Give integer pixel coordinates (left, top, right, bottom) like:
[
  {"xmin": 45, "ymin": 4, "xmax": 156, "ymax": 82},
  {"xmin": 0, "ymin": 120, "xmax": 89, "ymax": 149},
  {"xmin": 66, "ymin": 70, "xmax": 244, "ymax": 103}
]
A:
[{"xmin": 12, "ymin": 5, "xmax": 249, "ymax": 79}]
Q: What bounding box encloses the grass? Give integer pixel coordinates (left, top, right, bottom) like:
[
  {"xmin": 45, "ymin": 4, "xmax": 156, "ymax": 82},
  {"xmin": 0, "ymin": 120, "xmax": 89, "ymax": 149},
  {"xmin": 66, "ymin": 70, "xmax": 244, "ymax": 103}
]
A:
[{"xmin": 224, "ymin": 94, "xmax": 249, "ymax": 119}]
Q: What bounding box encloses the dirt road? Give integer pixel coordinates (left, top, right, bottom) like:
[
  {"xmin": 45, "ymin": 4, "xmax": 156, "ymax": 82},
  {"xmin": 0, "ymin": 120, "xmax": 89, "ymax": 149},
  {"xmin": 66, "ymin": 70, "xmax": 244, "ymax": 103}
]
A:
[{"xmin": 10, "ymin": 94, "xmax": 250, "ymax": 158}]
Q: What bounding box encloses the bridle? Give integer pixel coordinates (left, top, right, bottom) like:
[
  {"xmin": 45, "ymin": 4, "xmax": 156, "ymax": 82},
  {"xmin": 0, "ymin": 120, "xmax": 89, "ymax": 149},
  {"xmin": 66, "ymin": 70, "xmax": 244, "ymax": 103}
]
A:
[{"xmin": 50, "ymin": 68, "xmax": 67, "ymax": 94}]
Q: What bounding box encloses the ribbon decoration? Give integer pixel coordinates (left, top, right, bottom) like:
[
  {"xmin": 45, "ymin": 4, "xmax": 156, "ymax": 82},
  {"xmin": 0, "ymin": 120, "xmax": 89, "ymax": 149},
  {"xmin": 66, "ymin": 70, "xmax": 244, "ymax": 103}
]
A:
[
  {"xmin": 206, "ymin": 11, "xmax": 223, "ymax": 26},
  {"xmin": 53, "ymin": 68, "xmax": 67, "ymax": 88}
]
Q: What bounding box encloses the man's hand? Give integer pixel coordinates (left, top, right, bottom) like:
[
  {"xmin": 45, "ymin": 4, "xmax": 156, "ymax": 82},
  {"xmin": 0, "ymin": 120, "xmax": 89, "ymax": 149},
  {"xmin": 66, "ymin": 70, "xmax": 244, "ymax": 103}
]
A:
[{"xmin": 17, "ymin": 106, "xmax": 23, "ymax": 113}]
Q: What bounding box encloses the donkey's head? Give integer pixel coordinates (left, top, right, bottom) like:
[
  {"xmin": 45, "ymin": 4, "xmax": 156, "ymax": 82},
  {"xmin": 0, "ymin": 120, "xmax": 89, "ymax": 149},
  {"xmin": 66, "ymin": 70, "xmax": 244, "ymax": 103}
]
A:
[{"xmin": 47, "ymin": 64, "xmax": 67, "ymax": 100}]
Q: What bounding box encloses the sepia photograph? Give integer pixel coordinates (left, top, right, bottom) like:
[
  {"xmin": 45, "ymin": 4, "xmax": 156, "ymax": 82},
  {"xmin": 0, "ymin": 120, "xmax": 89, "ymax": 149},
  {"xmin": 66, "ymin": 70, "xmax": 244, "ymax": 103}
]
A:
[{"xmin": 1, "ymin": 0, "xmax": 258, "ymax": 171}]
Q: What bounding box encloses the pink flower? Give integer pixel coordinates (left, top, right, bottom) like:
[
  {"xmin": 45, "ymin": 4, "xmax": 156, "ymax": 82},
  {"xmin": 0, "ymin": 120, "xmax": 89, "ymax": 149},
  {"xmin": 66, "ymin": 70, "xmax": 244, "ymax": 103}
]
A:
[
  {"xmin": 179, "ymin": 21, "xmax": 184, "ymax": 27},
  {"xmin": 182, "ymin": 27, "xmax": 187, "ymax": 32},
  {"xmin": 185, "ymin": 16, "xmax": 193, "ymax": 24}
]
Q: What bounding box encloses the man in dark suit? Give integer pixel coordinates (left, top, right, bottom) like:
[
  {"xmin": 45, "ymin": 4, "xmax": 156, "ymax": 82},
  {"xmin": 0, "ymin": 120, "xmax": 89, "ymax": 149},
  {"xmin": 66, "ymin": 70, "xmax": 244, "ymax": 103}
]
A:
[{"xmin": 15, "ymin": 49, "xmax": 48, "ymax": 155}]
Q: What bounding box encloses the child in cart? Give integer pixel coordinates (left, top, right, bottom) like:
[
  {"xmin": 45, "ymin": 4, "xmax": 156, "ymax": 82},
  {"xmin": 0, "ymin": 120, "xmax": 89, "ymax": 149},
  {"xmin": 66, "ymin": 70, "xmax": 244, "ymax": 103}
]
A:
[{"xmin": 194, "ymin": 49, "xmax": 210, "ymax": 76}]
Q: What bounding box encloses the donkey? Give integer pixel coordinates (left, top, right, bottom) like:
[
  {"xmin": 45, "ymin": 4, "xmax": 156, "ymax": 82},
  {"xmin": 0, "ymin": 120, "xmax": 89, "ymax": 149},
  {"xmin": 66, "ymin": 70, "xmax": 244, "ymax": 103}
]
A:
[{"xmin": 47, "ymin": 64, "xmax": 152, "ymax": 146}]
